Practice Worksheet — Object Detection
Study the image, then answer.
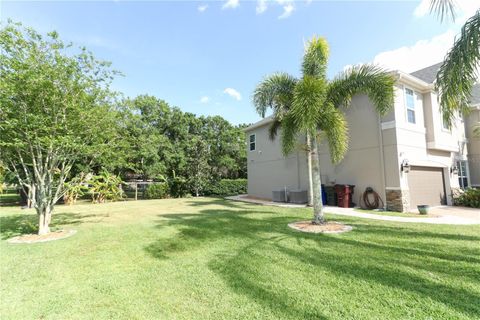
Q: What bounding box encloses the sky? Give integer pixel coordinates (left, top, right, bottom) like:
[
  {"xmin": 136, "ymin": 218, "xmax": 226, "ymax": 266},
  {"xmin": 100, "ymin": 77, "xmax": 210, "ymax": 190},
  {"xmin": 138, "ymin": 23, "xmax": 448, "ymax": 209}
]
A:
[{"xmin": 1, "ymin": 0, "xmax": 478, "ymax": 125}]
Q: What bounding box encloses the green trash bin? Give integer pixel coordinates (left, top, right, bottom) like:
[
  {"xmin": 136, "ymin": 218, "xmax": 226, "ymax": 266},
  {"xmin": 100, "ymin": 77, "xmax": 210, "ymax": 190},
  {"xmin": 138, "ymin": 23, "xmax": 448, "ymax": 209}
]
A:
[{"xmin": 324, "ymin": 186, "xmax": 337, "ymax": 206}]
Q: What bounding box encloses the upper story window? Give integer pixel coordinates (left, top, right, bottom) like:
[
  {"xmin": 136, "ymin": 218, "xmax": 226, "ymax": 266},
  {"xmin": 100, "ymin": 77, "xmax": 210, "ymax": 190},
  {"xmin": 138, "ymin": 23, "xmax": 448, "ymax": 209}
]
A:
[
  {"xmin": 405, "ymin": 88, "xmax": 416, "ymax": 124},
  {"xmin": 249, "ymin": 134, "xmax": 256, "ymax": 151},
  {"xmin": 441, "ymin": 113, "xmax": 450, "ymax": 131}
]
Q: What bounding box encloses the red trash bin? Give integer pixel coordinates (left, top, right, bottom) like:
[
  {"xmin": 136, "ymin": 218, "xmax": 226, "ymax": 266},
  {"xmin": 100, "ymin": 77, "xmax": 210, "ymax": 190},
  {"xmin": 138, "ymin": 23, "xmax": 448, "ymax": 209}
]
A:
[{"xmin": 335, "ymin": 184, "xmax": 355, "ymax": 208}]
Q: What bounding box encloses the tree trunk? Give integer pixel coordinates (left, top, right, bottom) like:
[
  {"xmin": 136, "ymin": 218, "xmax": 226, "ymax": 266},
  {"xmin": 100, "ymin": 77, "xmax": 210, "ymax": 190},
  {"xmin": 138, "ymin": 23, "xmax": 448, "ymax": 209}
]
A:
[
  {"xmin": 27, "ymin": 184, "xmax": 36, "ymax": 208},
  {"xmin": 310, "ymin": 134, "xmax": 325, "ymax": 225},
  {"xmin": 306, "ymin": 134, "xmax": 314, "ymax": 206},
  {"xmin": 38, "ymin": 206, "xmax": 52, "ymax": 235}
]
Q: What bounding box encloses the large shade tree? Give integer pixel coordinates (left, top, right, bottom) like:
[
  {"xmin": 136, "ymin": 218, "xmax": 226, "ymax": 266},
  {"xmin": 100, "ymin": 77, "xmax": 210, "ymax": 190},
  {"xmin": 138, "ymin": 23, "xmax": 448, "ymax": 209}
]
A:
[
  {"xmin": 253, "ymin": 36, "xmax": 395, "ymax": 224},
  {"xmin": 0, "ymin": 22, "xmax": 120, "ymax": 234}
]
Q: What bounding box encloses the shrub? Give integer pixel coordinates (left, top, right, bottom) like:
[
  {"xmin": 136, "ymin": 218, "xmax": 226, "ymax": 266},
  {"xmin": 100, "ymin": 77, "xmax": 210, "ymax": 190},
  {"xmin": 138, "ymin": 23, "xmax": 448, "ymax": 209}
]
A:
[
  {"xmin": 63, "ymin": 173, "xmax": 91, "ymax": 205},
  {"xmin": 204, "ymin": 179, "xmax": 247, "ymax": 196},
  {"xmin": 169, "ymin": 176, "xmax": 189, "ymax": 198},
  {"xmin": 144, "ymin": 183, "xmax": 169, "ymax": 199},
  {"xmin": 454, "ymin": 188, "xmax": 480, "ymax": 208},
  {"xmin": 89, "ymin": 172, "xmax": 124, "ymax": 203}
]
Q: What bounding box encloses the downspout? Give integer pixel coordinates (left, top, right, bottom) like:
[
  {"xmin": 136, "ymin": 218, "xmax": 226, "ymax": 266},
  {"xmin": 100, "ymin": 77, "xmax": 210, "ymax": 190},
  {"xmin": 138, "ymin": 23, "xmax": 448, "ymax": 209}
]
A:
[{"xmin": 378, "ymin": 115, "xmax": 387, "ymax": 210}]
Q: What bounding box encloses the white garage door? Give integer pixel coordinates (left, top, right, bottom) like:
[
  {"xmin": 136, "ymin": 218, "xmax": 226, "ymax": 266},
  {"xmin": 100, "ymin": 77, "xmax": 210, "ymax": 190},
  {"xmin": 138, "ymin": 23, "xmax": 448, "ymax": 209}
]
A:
[{"xmin": 408, "ymin": 166, "xmax": 446, "ymax": 208}]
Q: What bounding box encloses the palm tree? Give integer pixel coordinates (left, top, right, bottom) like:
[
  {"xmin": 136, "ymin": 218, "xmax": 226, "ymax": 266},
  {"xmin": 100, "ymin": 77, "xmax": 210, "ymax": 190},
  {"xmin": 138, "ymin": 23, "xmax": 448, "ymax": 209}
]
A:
[
  {"xmin": 429, "ymin": 0, "xmax": 480, "ymax": 132},
  {"xmin": 253, "ymin": 36, "xmax": 395, "ymax": 224}
]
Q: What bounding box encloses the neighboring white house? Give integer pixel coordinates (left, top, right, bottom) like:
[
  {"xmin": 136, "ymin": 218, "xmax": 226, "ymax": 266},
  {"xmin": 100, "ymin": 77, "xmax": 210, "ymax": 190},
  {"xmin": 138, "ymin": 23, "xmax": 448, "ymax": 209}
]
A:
[{"xmin": 245, "ymin": 63, "xmax": 480, "ymax": 212}]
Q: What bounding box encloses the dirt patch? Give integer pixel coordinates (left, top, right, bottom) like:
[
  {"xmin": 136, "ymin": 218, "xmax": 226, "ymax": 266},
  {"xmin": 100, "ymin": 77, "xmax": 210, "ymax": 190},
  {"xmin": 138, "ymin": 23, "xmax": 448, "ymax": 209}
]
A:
[
  {"xmin": 7, "ymin": 229, "xmax": 77, "ymax": 244},
  {"xmin": 288, "ymin": 221, "xmax": 352, "ymax": 234}
]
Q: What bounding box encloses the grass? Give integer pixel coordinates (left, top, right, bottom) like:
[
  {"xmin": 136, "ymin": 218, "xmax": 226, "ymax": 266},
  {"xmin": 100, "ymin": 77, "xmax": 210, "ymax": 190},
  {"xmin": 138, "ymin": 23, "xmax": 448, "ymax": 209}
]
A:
[
  {"xmin": 1, "ymin": 198, "xmax": 479, "ymax": 319},
  {"xmin": 0, "ymin": 192, "xmax": 20, "ymax": 205}
]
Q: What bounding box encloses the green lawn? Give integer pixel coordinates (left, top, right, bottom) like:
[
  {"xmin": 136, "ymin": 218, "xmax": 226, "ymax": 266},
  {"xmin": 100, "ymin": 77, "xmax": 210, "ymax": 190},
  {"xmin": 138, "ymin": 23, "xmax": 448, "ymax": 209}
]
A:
[
  {"xmin": 0, "ymin": 192, "xmax": 20, "ymax": 206},
  {"xmin": 1, "ymin": 198, "xmax": 479, "ymax": 319}
]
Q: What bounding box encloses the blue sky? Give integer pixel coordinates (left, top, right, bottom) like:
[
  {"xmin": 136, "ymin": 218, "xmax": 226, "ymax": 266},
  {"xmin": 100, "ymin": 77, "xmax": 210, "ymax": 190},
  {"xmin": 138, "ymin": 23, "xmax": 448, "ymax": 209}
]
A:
[{"xmin": 1, "ymin": 0, "xmax": 477, "ymax": 125}]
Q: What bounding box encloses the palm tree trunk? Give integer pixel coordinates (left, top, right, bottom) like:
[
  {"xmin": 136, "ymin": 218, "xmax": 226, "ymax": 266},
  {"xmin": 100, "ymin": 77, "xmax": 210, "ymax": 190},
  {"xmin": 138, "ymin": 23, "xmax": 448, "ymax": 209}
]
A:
[
  {"xmin": 310, "ymin": 133, "xmax": 325, "ymax": 224},
  {"xmin": 306, "ymin": 134, "xmax": 314, "ymax": 206}
]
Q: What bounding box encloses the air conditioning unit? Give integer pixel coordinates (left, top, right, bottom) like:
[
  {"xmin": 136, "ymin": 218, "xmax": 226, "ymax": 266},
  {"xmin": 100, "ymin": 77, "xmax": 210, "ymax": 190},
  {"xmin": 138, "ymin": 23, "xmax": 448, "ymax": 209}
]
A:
[
  {"xmin": 289, "ymin": 190, "xmax": 308, "ymax": 204},
  {"xmin": 272, "ymin": 190, "xmax": 287, "ymax": 202}
]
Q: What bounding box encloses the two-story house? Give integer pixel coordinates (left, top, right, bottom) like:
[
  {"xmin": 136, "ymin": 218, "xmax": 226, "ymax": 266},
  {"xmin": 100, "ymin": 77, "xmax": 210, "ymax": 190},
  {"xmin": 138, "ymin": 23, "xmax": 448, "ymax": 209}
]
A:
[{"xmin": 245, "ymin": 63, "xmax": 479, "ymax": 212}]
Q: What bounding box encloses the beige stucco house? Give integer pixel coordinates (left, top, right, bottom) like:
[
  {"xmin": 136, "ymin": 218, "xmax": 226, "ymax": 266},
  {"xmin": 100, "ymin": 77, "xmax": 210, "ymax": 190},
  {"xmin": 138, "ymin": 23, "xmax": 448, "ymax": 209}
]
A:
[{"xmin": 245, "ymin": 63, "xmax": 480, "ymax": 212}]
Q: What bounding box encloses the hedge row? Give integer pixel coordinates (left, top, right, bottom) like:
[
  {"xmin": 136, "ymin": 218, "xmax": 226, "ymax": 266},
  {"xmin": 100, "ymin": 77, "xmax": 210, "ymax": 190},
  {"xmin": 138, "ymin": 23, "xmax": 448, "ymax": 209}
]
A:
[
  {"xmin": 143, "ymin": 178, "xmax": 247, "ymax": 199},
  {"xmin": 144, "ymin": 183, "xmax": 169, "ymax": 199},
  {"xmin": 204, "ymin": 179, "xmax": 247, "ymax": 196}
]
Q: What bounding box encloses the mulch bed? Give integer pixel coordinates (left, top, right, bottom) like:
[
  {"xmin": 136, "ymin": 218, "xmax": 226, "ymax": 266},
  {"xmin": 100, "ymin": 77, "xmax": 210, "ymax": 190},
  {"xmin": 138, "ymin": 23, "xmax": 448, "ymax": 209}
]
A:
[
  {"xmin": 7, "ymin": 229, "xmax": 77, "ymax": 244},
  {"xmin": 288, "ymin": 221, "xmax": 352, "ymax": 234}
]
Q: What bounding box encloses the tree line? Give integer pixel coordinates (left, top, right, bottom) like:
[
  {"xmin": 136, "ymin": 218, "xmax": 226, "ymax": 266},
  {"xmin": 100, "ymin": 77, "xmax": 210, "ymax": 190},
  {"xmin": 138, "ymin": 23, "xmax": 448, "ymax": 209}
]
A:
[{"xmin": 0, "ymin": 21, "xmax": 246, "ymax": 234}]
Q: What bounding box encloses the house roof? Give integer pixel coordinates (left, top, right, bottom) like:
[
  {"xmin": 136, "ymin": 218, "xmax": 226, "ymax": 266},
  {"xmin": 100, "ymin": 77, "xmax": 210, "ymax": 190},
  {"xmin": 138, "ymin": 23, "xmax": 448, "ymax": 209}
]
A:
[
  {"xmin": 244, "ymin": 115, "xmax": 274, "ymax": 132},
  {"xmin": 410, "ymin": 62, "xmax": 443, "ymax": 84},
  {"xmin": 410, "ymin": 63, "xmax": 480, "ymax": 106}
]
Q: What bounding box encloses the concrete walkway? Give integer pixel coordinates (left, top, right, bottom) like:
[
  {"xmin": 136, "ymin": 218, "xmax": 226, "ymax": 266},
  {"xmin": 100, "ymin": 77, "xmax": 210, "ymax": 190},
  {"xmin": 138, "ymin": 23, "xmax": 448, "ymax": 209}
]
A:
[{"xmin": 226, "ymin": 195, "xmax": 480, "ymax": 225}]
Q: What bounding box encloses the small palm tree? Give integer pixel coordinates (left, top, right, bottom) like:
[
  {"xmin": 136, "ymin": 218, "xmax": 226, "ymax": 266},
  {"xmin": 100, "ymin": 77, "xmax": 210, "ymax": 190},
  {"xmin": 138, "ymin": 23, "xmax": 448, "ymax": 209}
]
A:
[
  {"xmin": 253, "ymin": 36, "xmax": 395, "ymax": 224},
  {"xmin": 429, "ymin": 0, "xmax": 480, "ymax": 133}
]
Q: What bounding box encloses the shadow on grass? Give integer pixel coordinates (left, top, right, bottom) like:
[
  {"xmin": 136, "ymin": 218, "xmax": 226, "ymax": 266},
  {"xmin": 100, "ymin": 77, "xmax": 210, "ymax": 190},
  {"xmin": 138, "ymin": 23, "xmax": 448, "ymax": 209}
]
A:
[
  {"xmin": 0, "ymin": 212, "xmax": 107, "ymax": 240},
  {"xmin": 0, "ymin": 194, "xmax": 20, "ymax": 206},
  {"xmin": 185, "ymin": 197, "xmax": 255, "ymax": 209},
  {"xmin": 145, "ymin": 205, "xmax": 480, "ymax": 318}
]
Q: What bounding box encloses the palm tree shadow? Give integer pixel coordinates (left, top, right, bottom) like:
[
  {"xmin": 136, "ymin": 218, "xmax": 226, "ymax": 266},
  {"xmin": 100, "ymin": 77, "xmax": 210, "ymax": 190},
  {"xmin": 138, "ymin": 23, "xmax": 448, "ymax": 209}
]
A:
[{"xmin": 145, "ymin": 206, "xmax": 480, "ymax": 317}]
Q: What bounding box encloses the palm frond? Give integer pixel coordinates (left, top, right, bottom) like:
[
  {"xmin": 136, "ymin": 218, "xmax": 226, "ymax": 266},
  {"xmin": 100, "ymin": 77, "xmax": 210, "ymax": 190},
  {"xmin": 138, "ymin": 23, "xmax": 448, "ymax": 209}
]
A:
[
  {"xmin": 268, "ymin": 118, "xmax": 282, "ymax": 140},
  {"xmin": 317, "ymin": 105, "xmax": 349, "ymax": 164},
  {"xmin": 436, "ymin": 10, "xmax": 480, "ymax": 128},
  {"xmin": 327, "ymin": 64, "xmax": 395, "ymax": 116},
  {"xmin": 280, "ymin": 114, "xmax": 299, "ymax": 156},
  {"xmin": 473, "ymin": 122, "xmax": 480, "ymax": 137},
  {"xmin": 302, "ymin": 36, "xmax": 329, "ymax": 79},
  {"xmin": 252, "ymin": 72, "xmax": 297, "ymax": 118},
  {"xmin": 290, "ymin": 76, "xmax": 326, "ymax": 135},
  {"xmin": 430, "ymin": 0, "xmax": 456, "ymax": 22}
]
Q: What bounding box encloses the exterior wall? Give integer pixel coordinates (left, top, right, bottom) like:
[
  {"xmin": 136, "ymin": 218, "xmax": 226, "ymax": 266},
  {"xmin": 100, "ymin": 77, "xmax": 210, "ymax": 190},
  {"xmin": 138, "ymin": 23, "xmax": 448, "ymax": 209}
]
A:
[
  {"xmin": 245, "ymin": 77, "xmax": 471, "ymax": 210},
  {"xmin": 465, "ymin": 109, "xmax": 480, "ymax": 186},
  {"xmin": 392, "ymin": 84, "xmax": 466, "ymax": 208},
  {"xmin": 246, "ymin": 124, "xmax": 309, "ymax": 200},
  {"xmin": 318, "ymin": 94, "xmax": 387, "ymax": 207},
  {"xmin": 425, "ymin": 92, "xmax": 465, "ymax": 152}
]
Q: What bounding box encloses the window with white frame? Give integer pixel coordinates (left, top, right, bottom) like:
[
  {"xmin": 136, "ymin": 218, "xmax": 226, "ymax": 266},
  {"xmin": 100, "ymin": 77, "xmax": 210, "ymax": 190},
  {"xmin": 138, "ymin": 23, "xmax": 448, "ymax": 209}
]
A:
[
  {"xmin": 249, "ymin": 134, "xmax": 256, "ymax": 151},
  {"xmin": 405, "ymin": 88, "xmax": 416, "ymax": 124},
  {"xmin": 441, "ymin": 110, "xmax": 450, "ymax": 130},
  {"xmin": 457, "ymin": 160, "xmax": 469, "ymax": 189}
]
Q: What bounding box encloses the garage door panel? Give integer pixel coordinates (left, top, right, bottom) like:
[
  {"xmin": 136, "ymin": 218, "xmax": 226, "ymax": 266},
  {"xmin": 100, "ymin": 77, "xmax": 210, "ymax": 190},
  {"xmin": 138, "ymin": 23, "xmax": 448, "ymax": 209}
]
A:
[{"xmin": 408, "ymin": 166, "xmax": 446, "ymax": 208}]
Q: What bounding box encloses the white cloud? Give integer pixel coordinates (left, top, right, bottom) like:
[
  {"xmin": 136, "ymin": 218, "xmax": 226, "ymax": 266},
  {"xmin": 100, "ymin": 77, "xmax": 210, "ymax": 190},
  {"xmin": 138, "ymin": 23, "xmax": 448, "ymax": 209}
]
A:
[
  {"xmin": 222, "ymin": 0, "xmax": 239, "ymax": 10},
  {"xmin": 372, "ymin": 30, "xmax": 455, "ymax": 72},
  {"xmin": 353, "ymin": 1, "xmax": 478, "ymax": 75},
  {"xmin": 200, "ymin": 96, "xmax": 210, "ymax": 103},
  {"xmin": 413, "ymin": 0, "xmax": 431, "ymax": 18},
  {"xmin": 198, "ymin": 4, "xmax": 208, "ymax": 12},
  {"xmin": 278, "ymin": 3, "xmax": 294, "ymax": 19},
  {"xmin": 223, "ymin": 88, "xmax": 242, "ymax": 101},
  {"xmin": 256, "ymin": 0, "xmax": 268, "ymax": 14},
  {"xmin": 414, "ymin": 0, "xmax": 479, "ymax": 23}
]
